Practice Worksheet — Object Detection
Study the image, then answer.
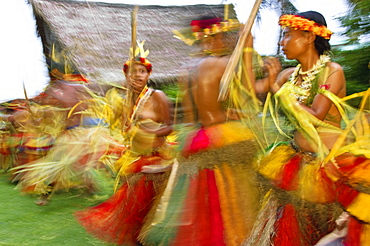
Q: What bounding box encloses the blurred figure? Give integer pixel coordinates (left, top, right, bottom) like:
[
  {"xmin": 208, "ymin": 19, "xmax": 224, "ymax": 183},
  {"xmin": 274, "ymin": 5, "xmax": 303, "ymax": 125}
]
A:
[
  {"xmin": 0, "ymin": 69, "xmax": 103, "ymax": 171},
  {"xmin": 75, "ymin": 41, "xmax": 175, "ymax": 246},
  {"xmin": 11, "ymin": 75, "xmax": 123, "ymax": 206},
  {"xmin": 0, "ymin": 87, "xmax": 67, "ymax": 171},
  {"xmin": 139, "ymin": 16, "xmax": 260, "ymax": 246}
]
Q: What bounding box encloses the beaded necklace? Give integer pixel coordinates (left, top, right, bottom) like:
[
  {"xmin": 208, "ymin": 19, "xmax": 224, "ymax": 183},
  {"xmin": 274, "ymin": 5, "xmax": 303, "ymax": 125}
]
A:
[{"xmin": 289, "ymin": 55, "xmax": 330, "ymax": 104}]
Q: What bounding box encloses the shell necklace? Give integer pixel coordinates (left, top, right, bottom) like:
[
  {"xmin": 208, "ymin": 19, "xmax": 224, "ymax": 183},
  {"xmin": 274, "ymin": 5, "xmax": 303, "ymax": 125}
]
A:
[{"xmin": 289, "ymin": 55, "xmax": 330, "ymax": 103}]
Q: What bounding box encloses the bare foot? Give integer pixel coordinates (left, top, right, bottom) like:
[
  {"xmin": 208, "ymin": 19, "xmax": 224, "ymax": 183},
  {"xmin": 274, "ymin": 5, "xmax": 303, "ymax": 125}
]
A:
[
  {"xmin": 141, "ymin": 164, "xmax": 172, "ymax": 173},
  {"xmin": 34, "ymin": 194, "xmax": 49, "ymax": 206}
]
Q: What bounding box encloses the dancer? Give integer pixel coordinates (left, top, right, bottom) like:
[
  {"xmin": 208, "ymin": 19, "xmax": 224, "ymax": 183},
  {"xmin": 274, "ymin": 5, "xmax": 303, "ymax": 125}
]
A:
[
  {"xmin": 245, "ymin": 11, "xmax": 347, "ymax": 245},
  {"xmin": 75, "ymin": 41, "xmax": 175, "ymax": 246},
  {"xmin": 139, "ymin": 15, "xmax": 261, "ymax": 246},
  {"xmin": 12, "ymin": 76, "xmax": 123, "ymax": 206},
  {"xmin": 0, "ymin": 89, "xmax": 67, "ymax": 171}
]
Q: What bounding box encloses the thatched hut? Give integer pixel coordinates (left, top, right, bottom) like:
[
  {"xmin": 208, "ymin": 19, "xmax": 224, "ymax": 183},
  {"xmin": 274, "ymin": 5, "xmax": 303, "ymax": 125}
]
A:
[{"xmin": 30, "ymin": 0, "xmax": 238, "ymax": 87}]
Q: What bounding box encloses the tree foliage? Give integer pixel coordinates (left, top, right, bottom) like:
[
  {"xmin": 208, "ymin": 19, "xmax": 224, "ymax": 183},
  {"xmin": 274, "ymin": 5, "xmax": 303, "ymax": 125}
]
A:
[
  {"xmin": 338, "ymin": 0, "xmax": 370, "ymax": 44},
  {"xmin": 332, "ymin": 44, "xmax": 370, "ymax": 96},
  {"xmin": 333, "ymin": 0, "xmax": 370, "ymax": 103}
]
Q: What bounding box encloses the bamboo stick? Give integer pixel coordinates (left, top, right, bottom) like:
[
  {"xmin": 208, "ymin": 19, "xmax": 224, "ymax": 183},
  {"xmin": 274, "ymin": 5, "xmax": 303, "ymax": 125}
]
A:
[
  {"xmin": 218, "ymin": 0, "xmax": 263, "ymax": 100},
  {"xmin": 130, "ymin": 5, "xmax": 138, "ymax": 63}
]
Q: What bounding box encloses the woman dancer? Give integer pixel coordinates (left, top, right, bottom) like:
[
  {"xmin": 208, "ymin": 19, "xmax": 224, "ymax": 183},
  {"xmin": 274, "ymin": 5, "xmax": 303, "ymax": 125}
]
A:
[
  {"xmin": 75, "ymin": 42, "xmax": 175, "ymax": 246},
  {"xmin": 245, "ymin": 11, "xmax": 347, "ymax": 245}
]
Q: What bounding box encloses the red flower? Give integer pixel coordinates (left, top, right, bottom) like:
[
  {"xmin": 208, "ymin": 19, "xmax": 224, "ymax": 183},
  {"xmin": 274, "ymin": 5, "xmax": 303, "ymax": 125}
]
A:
[
  {"xmin": 123, "ymin": 64, "xmax": 129, "ymax": 72},
  {"xmin": 146, "ymin": 64, "xmax": 152, "ymax": 73},
  {"xmin": 320, "ymin": 84, "xmax": 331, "ymax": 90}
]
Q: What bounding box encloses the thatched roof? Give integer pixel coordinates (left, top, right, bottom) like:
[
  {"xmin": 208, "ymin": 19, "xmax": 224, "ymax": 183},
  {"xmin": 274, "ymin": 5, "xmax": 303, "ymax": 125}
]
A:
[{"xmin": 30, "ymin": 0, "xmax": 238, "ymax": 86}]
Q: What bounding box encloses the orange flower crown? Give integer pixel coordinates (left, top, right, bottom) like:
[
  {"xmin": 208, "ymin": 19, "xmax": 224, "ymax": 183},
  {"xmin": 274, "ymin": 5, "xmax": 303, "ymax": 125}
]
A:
[
  {"xmin": 279, "ymin": 14, "xmax": 332, "ymax": 39},
  {"xmin": 123, "ymin": 41, "xmax": 152, "ymax": 73}
]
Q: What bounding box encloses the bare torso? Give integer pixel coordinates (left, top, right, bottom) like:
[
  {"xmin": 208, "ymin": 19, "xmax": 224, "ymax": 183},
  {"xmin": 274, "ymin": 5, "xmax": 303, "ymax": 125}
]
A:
[
  {"xmin": 128, "ymin": 90, "xmax": 172, "ymax": 151},
  {"xmin": 181, "ymin": 56, "xmax": 229, "ymax": 127},
  {"xmin": 294, "ymin": 109, "xmax": 343, "ymax": 152},
  {"xmin": 279, "ymin": 62, "xmax": 346, "ymax": 152}
]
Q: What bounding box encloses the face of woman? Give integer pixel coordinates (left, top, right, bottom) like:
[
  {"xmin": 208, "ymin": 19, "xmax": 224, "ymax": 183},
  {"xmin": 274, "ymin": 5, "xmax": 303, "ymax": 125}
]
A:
[
  {"xmin": 280, "ymin": 27, "xmax": 310, "ymax": 60},
  {"xmin": 201, "ymin": 33, "xmax": 224, "ymax": 53},
  {"xmin": 125, "ymin": 63, "xmax": 150, "ymax": 94}
]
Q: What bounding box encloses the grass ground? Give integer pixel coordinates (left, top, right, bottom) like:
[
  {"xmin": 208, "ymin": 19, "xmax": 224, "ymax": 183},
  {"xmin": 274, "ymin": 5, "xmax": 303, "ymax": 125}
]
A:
[{"xmin": 0, "ymin": 170, "xmax": 115, "ymax": 246}]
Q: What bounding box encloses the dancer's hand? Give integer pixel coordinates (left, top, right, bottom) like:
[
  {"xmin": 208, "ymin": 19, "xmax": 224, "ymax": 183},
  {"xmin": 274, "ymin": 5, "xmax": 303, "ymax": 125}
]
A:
[{"xmin": 263, "ymin": 57, "xmax": 282, "ymax": 93}]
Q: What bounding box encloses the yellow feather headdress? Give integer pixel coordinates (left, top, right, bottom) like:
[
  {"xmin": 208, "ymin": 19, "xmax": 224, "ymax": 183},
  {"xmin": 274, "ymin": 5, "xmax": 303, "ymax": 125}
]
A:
[{"xmin": 123, "ymin": 41, "xmax": 152, "ymax": 73}]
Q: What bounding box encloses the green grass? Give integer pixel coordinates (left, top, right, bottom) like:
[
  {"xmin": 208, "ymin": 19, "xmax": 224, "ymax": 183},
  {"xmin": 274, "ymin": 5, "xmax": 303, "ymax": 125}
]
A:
[{"xmin": 0, "ymin": 170, "xmax": 115, "ymax": 246}]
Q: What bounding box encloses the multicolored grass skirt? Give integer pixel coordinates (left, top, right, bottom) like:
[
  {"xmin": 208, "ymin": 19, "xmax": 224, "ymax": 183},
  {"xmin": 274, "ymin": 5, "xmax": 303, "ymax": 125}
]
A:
[
  {"xmin": 75, "ymin": 151, "xmax": 170, "ymax": 246},
  {"xmin": 139, "ymin": 121, "xmax": 260, "ymax": 246},
  {"xmin": 246, "ymin": 142, "xmax": 342, "ymax": 246},
  {"xmin": 12, "ymin": 127, "xmax": 119, "ymax": 195}
]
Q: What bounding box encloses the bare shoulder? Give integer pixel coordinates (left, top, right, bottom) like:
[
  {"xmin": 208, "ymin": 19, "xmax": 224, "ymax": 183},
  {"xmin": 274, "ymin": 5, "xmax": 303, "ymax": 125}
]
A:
[
  {"xmin": 199, "ymin": 56, "xmax": 228, "ymax": 71},
  {"xmin": 151, "ymin": 89, "xmax": 170, "ymax": 102},
  {"xmin": 324, "ymin": 61, "xmax": 346, "ymax": 95},
  {"xmin": 326, "ymin": 61, "xmax": 344, "ymax": 75},
  {"xmin": 152, "ymin": 89, "xmax": 166, "ymax": 97}
]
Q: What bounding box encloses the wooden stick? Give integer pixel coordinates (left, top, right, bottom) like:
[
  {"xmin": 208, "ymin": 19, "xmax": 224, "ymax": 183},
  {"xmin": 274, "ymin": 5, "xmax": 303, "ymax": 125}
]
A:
[
  {"xmin": 23, "ymin": 82, "xmax": 34, "ymax": 118},
  {"xmin": 126, "ymin": 5, "xmax": 138, "ymax": 115},
  {"xmin": 218, "ymin": 0, "xmax": 263, "ymax": 100},
  {"xmin": 224, "ymin": 3, "xmax": 229, "ymax": 20},
  {"xmin": 130, "ymin": 6, "xmax": 138, "ymax": 63}
]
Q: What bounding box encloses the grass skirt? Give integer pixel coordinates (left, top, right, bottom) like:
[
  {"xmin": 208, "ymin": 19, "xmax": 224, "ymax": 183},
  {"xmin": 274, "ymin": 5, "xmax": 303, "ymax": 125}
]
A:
[
  {"xmin": 139, "ymin": 121, "xmax": 260, "ymax": 246},
  {"xmin": 330, "ymin": 153, "xmax": 370, "ymax": 245},
  {"xmin": 75, "ymin": 153, "xmax": 170, "ymax": 246},
  {"xmin": 0, "ymin": 132, "xmax": 54, "ymax": 171},
  {"xmin": 247, "ymin": 142, "xmax": 342, "ymax": 246},
  {"xmin": 12, "ymin": 126, "xmax": 119, "ymax": 195}
]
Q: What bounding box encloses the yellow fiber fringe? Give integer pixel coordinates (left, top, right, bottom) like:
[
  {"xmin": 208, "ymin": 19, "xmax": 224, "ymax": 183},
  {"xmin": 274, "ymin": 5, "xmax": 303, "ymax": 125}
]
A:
[
  {"xmin": 299, "ymin": 162, "xmax": 335, "ymax": 203},
  {"xmin": 347, "ymin": 192, "xmax": 370, "ymax": 223},
  {"xmin": 360, "ymin": 223, "xmax": 370, "ymax": 245},
  {"xmin": 258, "ymin": 145, "xmax": 295, "ymax": 181}
]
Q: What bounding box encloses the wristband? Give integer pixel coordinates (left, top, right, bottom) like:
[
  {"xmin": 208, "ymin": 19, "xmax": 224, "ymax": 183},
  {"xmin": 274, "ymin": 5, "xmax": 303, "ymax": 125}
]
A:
[{"xmin": 243, "ymin": 47, "xmax": 254, "ymax": 53}]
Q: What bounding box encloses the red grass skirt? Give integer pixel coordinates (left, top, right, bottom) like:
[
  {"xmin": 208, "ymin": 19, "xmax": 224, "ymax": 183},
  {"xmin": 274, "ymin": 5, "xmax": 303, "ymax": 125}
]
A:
[{"xmin": 75, "ymin": 153, "xmax": 169, "ymax": 245}]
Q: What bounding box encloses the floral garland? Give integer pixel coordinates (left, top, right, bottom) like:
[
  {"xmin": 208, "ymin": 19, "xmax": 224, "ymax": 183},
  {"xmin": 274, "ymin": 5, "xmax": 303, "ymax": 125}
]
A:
[
  {"xmin": 289, "ymin": 54, "xmax": 331, "ymax": 104},
  {"xmin": 279, "ymin": 14, "xmax": 332, "ymax": 39}
]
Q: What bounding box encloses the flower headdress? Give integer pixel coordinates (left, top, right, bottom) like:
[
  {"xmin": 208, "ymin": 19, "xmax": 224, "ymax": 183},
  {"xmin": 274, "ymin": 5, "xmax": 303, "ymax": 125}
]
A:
[
  {"xmin": 123, "ymin": 41, "xmax": 152, "ymax": 73},
  {"xmin": 172, "ymin": 18, "xmax": 240, "ymax": 46},
  {"xmin": 191, "ymin": 18, "xmax": 240, "ymax": 40},
  {"xmin": 279, "ymin": 14, "xmax": 332, "ymax": 39},
  {"xmin": 172, "ymin": 4, "xmax": 240, "ymax": 46}
]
